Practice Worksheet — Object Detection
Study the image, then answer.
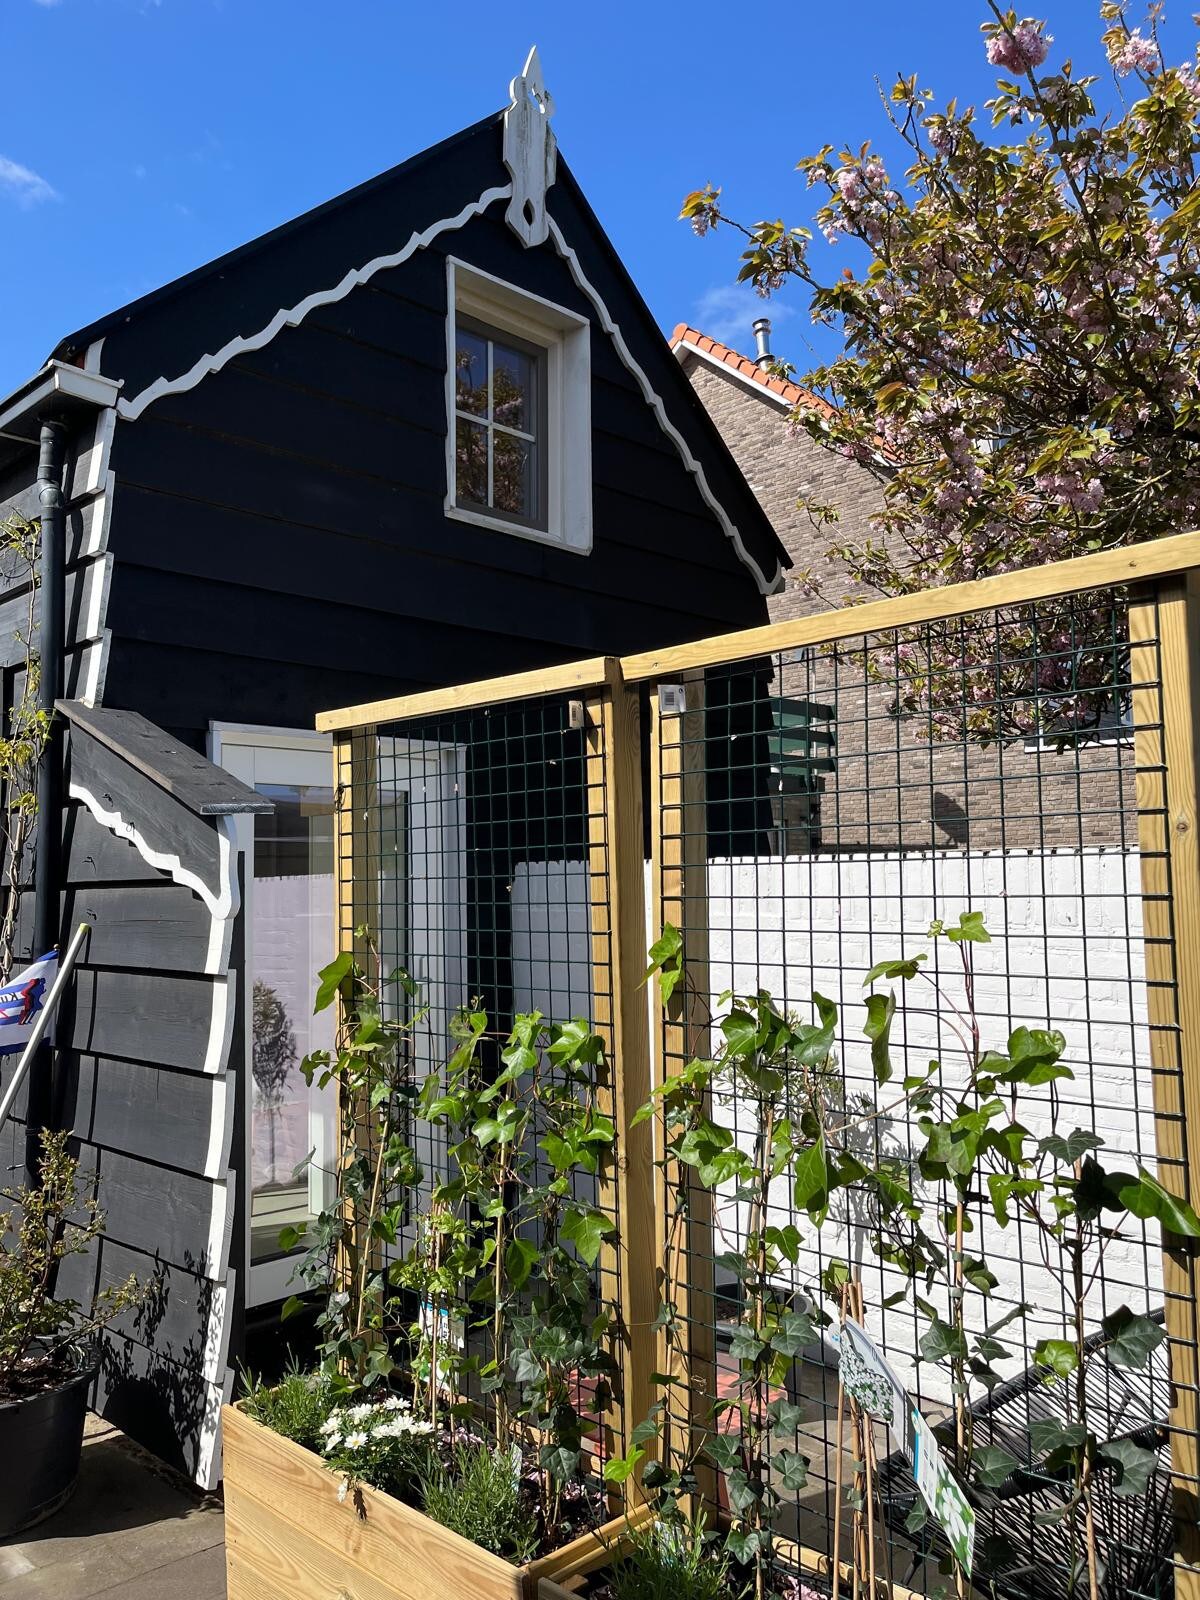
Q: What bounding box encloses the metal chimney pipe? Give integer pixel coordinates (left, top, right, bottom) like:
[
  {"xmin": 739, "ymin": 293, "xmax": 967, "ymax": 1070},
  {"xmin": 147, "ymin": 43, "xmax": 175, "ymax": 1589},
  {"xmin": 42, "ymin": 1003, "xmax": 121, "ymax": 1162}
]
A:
[{"xmin": 752, "ymin": 317, "xmax": 773, "ymax": 367}]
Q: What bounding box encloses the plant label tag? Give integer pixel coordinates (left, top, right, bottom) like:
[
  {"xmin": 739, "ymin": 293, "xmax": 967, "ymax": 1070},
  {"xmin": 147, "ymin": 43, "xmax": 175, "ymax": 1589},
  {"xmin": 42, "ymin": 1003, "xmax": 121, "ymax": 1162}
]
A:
[
  {"xmin": 911, "ymin": 1407, "xmax": 975, "ymax": 1577},
  {"xmin": 840, "ymin": 1318, "xmax": 909, "ymax": 1449}
]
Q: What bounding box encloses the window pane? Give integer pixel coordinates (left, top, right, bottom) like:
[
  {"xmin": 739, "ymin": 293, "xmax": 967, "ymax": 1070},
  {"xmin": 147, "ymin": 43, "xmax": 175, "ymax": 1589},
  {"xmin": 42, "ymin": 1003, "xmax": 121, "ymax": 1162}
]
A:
[
  {"xmin": 456, "ymin": 417, "xmax": 488, "ymax": 506},
  {"xmin": 454, "ymin": 329, "xmax": 488, "ymax": 416},
  {"xmin": 493, "ymin": 431, "xmax": 535, "ymax": 519},
  {"xmin": 492, "ymin": 342, "xmax": 534, "ymax": 434}
]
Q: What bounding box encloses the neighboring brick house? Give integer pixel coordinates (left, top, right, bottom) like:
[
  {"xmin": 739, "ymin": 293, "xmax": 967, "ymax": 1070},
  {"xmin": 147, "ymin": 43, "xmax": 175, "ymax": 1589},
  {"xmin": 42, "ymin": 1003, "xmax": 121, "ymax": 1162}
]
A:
[{"xmin": 671, "ymin": 322, "xmax": 1134, "ymax": 854}]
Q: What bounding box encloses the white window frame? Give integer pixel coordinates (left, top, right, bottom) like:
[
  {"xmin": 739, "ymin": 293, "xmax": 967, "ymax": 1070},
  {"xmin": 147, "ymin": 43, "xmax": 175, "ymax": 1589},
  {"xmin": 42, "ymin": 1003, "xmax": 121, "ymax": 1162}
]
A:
[{"xmin": 444, "ymin": 256, "xmax": 592, "ymax": 554}]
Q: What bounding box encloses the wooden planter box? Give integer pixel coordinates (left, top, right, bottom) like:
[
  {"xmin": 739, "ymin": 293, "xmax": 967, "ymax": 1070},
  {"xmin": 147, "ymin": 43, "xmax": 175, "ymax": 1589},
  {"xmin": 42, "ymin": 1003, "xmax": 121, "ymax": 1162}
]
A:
[{"xmin": 223, "ymin": 1403, "xmax": 643, "ymax": 1600}]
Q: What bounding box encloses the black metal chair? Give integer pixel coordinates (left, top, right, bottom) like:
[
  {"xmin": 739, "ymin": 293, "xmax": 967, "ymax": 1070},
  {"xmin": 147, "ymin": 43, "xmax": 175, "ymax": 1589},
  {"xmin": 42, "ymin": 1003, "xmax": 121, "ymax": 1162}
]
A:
[{"xmin": 876, "ymin": 1311, "xmax": 1174, "ymax": 1600}]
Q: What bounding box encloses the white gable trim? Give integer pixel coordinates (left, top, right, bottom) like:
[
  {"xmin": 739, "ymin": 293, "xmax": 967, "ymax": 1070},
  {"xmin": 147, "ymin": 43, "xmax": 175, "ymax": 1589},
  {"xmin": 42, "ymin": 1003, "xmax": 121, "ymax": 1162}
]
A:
[
  {"xmin": 672, "ymin": 338, "xmax": 795, "ymax": 412},
  {"xmin": 116, "ymin": 184, "xmax": 514, "ymax": 422},
  {"xmin": 548, "ymin": 218, "xmax": 782, "ymax": 595},
  {"xmin": 109, "ymin": 183, "xmax": 780, "ymax": 593}
]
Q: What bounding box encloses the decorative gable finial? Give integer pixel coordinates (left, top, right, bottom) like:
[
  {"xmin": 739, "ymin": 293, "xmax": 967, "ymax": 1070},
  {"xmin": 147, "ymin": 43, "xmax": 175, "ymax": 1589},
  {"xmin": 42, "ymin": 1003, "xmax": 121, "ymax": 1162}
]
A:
[{"xmin": 503, "ymin": 46, "xmax": 557, "ymax": 247}]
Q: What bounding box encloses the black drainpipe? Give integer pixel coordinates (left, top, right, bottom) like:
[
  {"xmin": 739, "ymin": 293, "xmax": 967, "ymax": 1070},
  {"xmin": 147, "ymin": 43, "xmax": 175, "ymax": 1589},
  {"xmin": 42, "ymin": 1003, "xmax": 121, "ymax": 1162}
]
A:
[{"xmin": 25, "ymin": 418, "xmax": 66, "ymax": 1184}]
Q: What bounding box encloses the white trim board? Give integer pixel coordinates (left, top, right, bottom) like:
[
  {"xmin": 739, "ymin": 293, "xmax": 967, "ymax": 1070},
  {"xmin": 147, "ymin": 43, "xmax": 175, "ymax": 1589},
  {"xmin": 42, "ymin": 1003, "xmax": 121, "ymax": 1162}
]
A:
[
  {"xmin": 672, "ymin": 338, "xmax": 796, "ymax": 412},
  {"xmin": 107, "ymin": 182, "xmax": 779, "ymax": 594},
  {"xmin": 115, "ymin": 185, "xmax": 514, "ymax": 423}
]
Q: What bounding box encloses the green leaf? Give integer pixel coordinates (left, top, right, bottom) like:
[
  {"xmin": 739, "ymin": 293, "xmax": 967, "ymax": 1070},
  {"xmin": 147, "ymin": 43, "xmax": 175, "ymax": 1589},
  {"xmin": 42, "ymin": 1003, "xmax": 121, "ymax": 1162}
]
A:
[
  {"xmin": 863, "ymin": 954, "xmax": 926, "ymax": 985},
  {"xmin": 724, "ymin": 1468, "xmax": 760, "ymax": 1518},
  {"xmin": 769, "ymin": 1310, "xmax": 816, "ymax": 1359},
  {"xmin": 561, "ymin": 1206, "xmax": 614, "ymax": 1267},
  {"xmin": 603, "ymin": 1446, "xmax": 644, "ymax": 1484},
  {"xmin": 314, "ymin": 951, "xmax": 354, "ymax": 1013},
  {"xmin": 771, "ymin": 1448, "xmax": 808, "ymax": 1491},
  {"xmin": 277, "ymin": 1223, "xmax": 304, "ymax": 1252},
  {"xmin": 1102, "ymin": 1306, "xmax": 1166, "ymax": 1370},
  {"xmin": 920, "ymin": 1319, "xmax": 968, "ymax": 1363},
  {"xmin": 540, "ymin": 1442, "xmax": 581, "ymax": 1484},
  {"xmin": 1039, "ymin": 1129, "xmax": 1104, "ymax": 1165},
  {"xmin": 948, "ymin": 910, "xmax": 991, "ymax": 944},
  {"xmin": 720, "ymin": 1008, "xmax": 758, "ymax": 1058},
  {"xmin": 792, "ymin": 1134, "xmax": 830, "ymax": 1223},
  {"xmin": 1115, "ymin": 1168, "xmax": 1200, "ymax": 1236},
  {"xmin": 864, "ymin": 990, "xmax": 896, "ymax": 1086},
  {"xmin": 1030, "ymin": 1418, "xmax": 1087, "ymax": 1458},
  {"xmin": 1034, "ymin": 1339, "xmax": 1079, "ymax": 1380},
  {"xmin": 1003, "ymin": 1026, "xmax": 1071, "ymax": 1086},
  {"xmin": 705, "ymin": 1433, "xmax": 741, "ymax": 1472},
  {"xmin": 728, "ymin": 1324, "xmax": 767, "ymax": 1364},
  {"xmin": 973, "ymin": 1445, "xmax": 1020, "ymax": 1488},
  {"xmin": 767, "ymin": 1398, "xmax": 805, "ymax": 1433},
  {"xmin": 280, "ymin": 1294, "xmax": 307, "ymax": 1321},
  {"xmin": 504, "ymin": 1237, "xmax": 540, "ymax": 1291},
  {"xmin": 1098, "ymin": 1436, "xmax": 1157, "ymax": 1497}
]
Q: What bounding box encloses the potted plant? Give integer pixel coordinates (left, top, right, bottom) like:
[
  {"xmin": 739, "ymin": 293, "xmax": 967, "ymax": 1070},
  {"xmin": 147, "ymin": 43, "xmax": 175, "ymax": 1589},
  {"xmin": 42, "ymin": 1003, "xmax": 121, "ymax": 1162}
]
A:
[
  {"xmin": 0, "ymin": 1130, "xmax": 143, "ymax": 1536},
  {"xmin": 223, "ymin": 951, "xmax": 648, "ymax": 1600}
]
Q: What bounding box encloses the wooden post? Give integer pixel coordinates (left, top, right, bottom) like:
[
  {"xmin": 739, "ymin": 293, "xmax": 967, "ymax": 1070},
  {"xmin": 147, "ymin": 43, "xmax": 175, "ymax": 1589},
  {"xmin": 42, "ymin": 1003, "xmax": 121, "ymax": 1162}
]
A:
[
  {"xmin": 1130, "ymin": 577, "xmax": 1200, "ymax": 1597},
  {"xmin": 584, "ymin": 667, "xmax": 657, "ymax": 1495},
  {"xmin": 648, "ymin": 671, "xmax": 719, "ymax": 1513}
]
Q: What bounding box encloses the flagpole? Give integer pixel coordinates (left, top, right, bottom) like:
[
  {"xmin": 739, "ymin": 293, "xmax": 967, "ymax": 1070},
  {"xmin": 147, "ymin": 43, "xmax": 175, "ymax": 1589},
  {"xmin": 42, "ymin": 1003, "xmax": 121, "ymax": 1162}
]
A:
[{"xmin": 0, "ymin": 921, "xmax": 91, "ymax": 1142}]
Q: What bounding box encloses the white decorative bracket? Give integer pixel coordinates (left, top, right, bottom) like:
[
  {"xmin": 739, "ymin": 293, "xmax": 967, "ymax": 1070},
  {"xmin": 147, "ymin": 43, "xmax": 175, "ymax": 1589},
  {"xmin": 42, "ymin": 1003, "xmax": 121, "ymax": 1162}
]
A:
[{"xmin": 503, "ymin": 46, "xmax": 557, "ymax": 247}]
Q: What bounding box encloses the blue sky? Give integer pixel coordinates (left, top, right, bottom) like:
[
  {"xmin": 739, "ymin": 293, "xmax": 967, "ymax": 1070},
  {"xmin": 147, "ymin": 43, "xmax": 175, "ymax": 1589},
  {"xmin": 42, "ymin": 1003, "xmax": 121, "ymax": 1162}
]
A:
[{"xmin": 0, "ymin": 0, "xmax": 1193, "ymax": 397}]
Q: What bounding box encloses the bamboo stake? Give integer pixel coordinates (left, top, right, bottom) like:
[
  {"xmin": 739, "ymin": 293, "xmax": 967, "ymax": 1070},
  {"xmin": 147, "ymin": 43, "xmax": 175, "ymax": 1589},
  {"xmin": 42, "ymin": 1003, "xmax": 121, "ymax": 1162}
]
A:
[{"xmin": 831, "ymin": 1280, "xmax": 850, "ymax": 1600}]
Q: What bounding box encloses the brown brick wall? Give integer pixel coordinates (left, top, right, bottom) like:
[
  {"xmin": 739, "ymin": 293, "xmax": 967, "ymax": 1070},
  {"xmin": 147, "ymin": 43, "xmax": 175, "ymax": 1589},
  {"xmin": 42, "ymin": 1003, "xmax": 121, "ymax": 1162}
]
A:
[{"xmin": 680, "ymin": 353, "xmax": 1135, "ymax": 850}]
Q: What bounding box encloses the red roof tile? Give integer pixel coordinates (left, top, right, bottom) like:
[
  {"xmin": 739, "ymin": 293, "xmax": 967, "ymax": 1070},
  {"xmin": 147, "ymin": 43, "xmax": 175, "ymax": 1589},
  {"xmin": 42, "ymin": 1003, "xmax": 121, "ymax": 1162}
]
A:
[{"xmin": 669, "ymin": 323, "xmax": 835, "ymax": 418}]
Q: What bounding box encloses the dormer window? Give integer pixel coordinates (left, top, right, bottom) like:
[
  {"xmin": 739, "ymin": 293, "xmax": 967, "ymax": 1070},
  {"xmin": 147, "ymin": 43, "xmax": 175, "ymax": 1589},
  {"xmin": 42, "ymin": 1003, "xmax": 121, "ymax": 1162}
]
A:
[{"xmin": 445, "ymin": 258, "xmax": 592, "ymax": 553}]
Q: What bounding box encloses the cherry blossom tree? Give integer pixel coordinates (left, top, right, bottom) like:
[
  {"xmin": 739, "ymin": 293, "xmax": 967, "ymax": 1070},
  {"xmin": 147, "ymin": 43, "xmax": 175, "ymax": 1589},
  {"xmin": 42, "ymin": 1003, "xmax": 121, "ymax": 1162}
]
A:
[{"xmin": 684, "ymin": 3, "xmax": 1200, "ymax": 739}]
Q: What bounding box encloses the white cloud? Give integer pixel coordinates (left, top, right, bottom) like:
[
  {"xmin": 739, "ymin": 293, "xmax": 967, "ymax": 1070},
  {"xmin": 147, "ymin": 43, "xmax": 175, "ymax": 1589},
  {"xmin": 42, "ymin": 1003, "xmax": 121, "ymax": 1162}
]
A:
[
  {"xmin": 690, "ymin": 282, "xmax": 796, "ymax": 352},
  {"xmin": 0, "ymin": 156, "xmax": 59, "ymax": 209}
]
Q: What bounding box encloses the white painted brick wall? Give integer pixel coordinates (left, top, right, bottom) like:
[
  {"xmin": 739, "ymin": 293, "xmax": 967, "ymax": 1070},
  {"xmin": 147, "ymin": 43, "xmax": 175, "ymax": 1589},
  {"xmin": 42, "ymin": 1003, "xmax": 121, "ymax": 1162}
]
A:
[{"xmin": 510, "ymin": 849, "xmax": 1165, "ymax": 1404}]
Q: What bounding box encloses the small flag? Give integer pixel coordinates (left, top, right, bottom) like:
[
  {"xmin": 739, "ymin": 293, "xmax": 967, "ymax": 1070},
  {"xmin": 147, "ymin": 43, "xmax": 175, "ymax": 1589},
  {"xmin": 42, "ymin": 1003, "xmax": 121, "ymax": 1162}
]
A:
[{"xmin": 0, "ymin": 952, "xmax": 57, "ymax": 1057}]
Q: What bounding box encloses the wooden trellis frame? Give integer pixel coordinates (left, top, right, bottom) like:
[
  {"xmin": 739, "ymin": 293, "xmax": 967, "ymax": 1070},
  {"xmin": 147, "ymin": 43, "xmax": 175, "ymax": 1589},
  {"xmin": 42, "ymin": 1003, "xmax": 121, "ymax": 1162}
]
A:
[{"xmin": 319, "ymin": 528, "xmax": 1200, "ymax": 1598}]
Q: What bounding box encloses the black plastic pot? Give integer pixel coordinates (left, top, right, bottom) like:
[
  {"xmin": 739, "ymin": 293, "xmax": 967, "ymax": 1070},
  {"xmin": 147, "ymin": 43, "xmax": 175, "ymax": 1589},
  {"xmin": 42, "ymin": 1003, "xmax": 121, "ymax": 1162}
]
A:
[{"xmin": 0, "ymin": 1345, "xmax": 98, "ymax": 1538}]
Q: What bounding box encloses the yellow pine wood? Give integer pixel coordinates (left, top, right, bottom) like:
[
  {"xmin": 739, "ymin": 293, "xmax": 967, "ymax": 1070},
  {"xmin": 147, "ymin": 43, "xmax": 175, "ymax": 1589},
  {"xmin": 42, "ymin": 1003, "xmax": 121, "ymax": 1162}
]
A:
[
  {"xmin": 584, "ymin": 671, "xmax": 658, "ymax": 1495},
  {"xmin": 222, "ymin": 1406, "xmax": 526, "ymax": 1600},
  {"xmin": 527, "ymin": 1500, "xmax": 654, "ymax": 1586},
  {"xmin": 1130, "ymin": 580, "xmax": 1200, "ymax": 1596},
  {"xmin": 647, "ymin": 673, "xmax": 718, "ymax": 1514},
  {"xmin": 621, "ymin": 529, "xmax": 1200, "ymax": 682},
  {"xmin": 317, "ymin": 657, "xmax": 615, "ymax": 733}
]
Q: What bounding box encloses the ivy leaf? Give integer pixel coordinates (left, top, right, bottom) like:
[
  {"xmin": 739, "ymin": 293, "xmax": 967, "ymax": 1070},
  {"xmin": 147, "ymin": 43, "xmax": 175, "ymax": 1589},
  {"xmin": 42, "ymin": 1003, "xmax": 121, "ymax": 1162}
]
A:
[
  {"xmin": 314, "ymin": 951, "xmax": 354, "ymax": 1013},
  {"xmin": 724, "ymin": 1469, "xmax": 761, "ymax": 1517},
  {"xmin": 1102, "ymin": 1306, "xmax": 1166, "ymax": 1370},
  {"xmin": 767, "ymin": 1398, "xmax": 805, "ymax": 1433},
  {"xmin": 1030, "ymin": 1418, "xmax": 1088, "ymax": 1457},
  {"xmin": 645, "ymin": 924, "xmax": 682, "ymax": 980},
  {"xmin": 1113, "ymin": 1168, "xmax": 1200, "ymax": 1236},
  {"xmin": 1039, "ymin": 1129, "xmax": 1104, "ymax": 1164},
  {"xmin": 721, "ymin": 1008, "xmax": 758, "ymax": 1058},
  {"xmin": 863, "ymin": 954, "xmax": 926, "ymax": 985},
  {"xmin": 1098, "ymin": 1436, "xmax": 1157, "ymax": 1497},
  {"xmin": 771, "ymin": 1448, "xmax": 809, "ymax": 1491},
  {"xmin": 769, "ymin": 1310, "xmax": 816, "ymax": 1359},
  {"xmin": 920, "ymin": 1318, "xmax": 968, "ymax": 1363},
  {"xmin": 1034, "ymin": 1339, "xmax": 1079, "ymax": 1381},
  {"xmin": 561, "ymin": 1206, "xmax": 614, "ymax": 1267},
  {"xmin": 794, "ymin": 992, "xmax": 838, "ymax": 1065},
  {"xmin": 724, "ymin": 1528, "xmax": 767, "ymax": 1564},
  {"xmin": 728, "ymin": 1324, "xmax": 767, "ymax": 1364},
  {"xmin": 1003, "ymin": 1026, "xmax": 1071, "ymax": 1086},
  {"xmin": 280, "ymin": 1294, "xmax": 307, "ymax": 1321},
  {"xmin": 947, "ymin": 911, "xmax": 991, "ymax": 944},
  {"xmin": 603, "ymin": 1446, "xmax": 644, "ymax": 1484},
  {"xmin": 705, "ymin": 1433, "xmax": 742, "ymax": 1472},
  {"xmin": 864, "ymin": 990, "xmax": 896, "ymax": 1085},
  {"xmin": 973, "ymin": 1445, "xmax": 1020, "ymax": 1488},
  {"xmin": 504, "ymin": 1237, "xmax": 540, "ymax": 1291},
  {"xmin": 792, "ymin": 1134, "xmax": 830, "ymax": 1223},
  {"xmin": 540, "ymin": 1442, "xmax": 581, "ymax": 1484}
]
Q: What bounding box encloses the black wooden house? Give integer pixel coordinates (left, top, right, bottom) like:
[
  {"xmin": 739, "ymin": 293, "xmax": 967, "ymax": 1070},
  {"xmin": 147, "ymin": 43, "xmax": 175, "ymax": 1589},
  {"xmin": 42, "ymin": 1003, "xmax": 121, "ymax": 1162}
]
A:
[{"xmin": 0, "ymin": 50, "xmax": 786, "ymax": 1486}]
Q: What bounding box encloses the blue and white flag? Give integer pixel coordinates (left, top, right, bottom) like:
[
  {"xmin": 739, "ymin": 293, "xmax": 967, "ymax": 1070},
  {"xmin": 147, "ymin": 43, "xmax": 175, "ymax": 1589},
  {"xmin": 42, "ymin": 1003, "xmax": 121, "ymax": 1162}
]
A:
[{"xmin": 0, "ymin": 952, "xmax": 57, "ymax": 1057}]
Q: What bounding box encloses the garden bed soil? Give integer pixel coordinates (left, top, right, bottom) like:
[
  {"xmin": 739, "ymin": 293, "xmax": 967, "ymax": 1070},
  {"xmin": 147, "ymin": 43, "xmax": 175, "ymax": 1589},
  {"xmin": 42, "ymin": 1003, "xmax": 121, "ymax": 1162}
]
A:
[{"xmin": 222, "ymin": 1403, "xmax": 648, "ymax": 1600}]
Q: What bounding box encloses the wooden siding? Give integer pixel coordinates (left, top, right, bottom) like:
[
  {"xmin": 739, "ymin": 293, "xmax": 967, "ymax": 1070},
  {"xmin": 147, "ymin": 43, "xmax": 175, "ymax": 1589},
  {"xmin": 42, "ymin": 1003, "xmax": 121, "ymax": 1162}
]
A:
[{"xmin": 91, "ymin": 136, "xmax": 776, "ymax": 741}]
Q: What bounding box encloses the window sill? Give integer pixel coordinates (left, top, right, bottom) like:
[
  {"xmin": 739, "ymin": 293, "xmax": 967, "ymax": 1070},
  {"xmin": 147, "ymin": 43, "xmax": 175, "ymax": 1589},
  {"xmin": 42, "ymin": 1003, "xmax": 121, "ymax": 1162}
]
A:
[{"xmin": 443, "ymin": 501, "xmax": 590, "ymax": 553}]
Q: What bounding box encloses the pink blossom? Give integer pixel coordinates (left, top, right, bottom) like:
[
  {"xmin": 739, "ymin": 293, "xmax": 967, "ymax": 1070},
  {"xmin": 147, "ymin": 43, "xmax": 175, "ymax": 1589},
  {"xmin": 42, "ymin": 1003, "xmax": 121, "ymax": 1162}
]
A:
[
  {"xmin": 1109, "ymin": 29, "xmax": 1158, "ymax": 78},
  {"xmin": 986, "ymin": 18, "xmax": 1052, "ymax": 74}
]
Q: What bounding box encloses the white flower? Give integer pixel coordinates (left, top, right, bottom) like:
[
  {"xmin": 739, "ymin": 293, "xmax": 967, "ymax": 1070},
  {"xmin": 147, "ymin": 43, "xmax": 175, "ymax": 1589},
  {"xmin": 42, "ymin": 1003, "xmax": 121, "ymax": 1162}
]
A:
[
  {"xmin": 344, "ymin": 1430, "xmax": 369, "ymax": 1450},
  {"xmin": 320, "ymin": 1415, "xmax": 341, "ymax": 1435},
  {"xmin": 382, "ymin": 1395, "xmax": 408, "ymax": 1412},
  {"xmin": 322, "ymin": 1432, "xmax": 342, "ymax": 1453},
  {"xmin": 346, "ymin": 1403, "xmax": 374, "ymax": 1424},
  {"xmin": 337, "ymin": 1476, "xmax": 350, "ymax": 1503}
]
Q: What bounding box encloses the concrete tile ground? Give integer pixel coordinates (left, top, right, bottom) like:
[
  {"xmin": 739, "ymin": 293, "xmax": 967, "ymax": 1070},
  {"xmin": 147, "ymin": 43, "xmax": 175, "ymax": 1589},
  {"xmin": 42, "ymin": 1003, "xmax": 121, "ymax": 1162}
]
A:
[{"xmin": 0, "ymin": 1414, "xmax": 225, "ymax": 1599}]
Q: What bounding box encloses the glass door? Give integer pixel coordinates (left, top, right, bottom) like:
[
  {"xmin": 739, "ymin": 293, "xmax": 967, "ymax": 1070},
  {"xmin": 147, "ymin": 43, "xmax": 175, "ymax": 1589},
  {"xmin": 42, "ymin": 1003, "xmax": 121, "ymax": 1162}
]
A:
[{"xmin": 214, "ymin": 728, "xmax": 337, "ymax": 1308}]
